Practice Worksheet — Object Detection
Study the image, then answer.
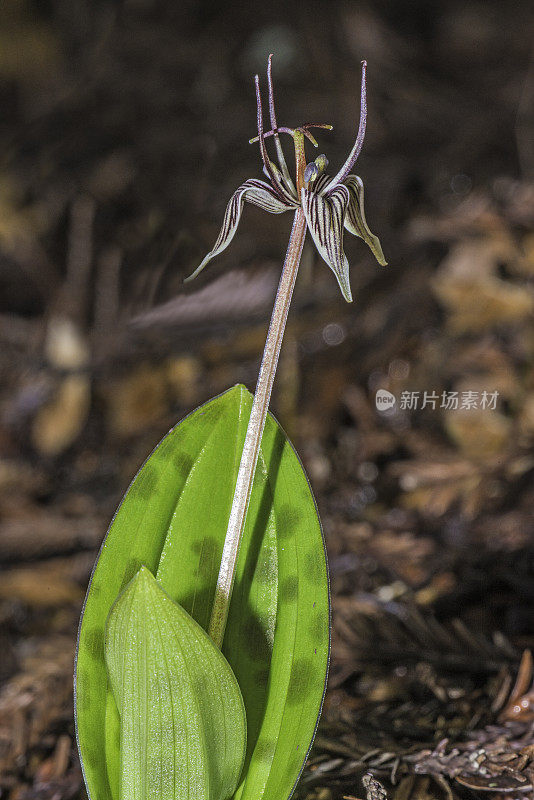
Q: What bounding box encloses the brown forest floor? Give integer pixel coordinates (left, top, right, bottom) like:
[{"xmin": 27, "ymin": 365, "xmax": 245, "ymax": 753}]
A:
[{"xmin": 1, "ymin": 1, "xmax": 534, "ymax": 798}]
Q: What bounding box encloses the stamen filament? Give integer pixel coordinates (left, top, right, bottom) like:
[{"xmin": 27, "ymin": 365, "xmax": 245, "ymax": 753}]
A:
[
  {"xmin": 306, "ymin": 123, "xmax": 334, "ymax": 131},
  {"xmin": 249, "ymin": 124, "xmax": 333, "ymax": 146},
  {"xmin": 301, "ymin": 129, "xmax": 319, "ymax": 148}
]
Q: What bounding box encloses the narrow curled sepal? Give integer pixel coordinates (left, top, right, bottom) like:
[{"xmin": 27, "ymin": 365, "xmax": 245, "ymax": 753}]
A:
[
  {"xmin": 185, "ymin": 179, "xmax": 293, "ymax": 282},
  {"xmin": 329, "ymin": 61, "xmax": 367, "ymax": 186},
  {"xmin": 301, "ymin": 184, "xmax": 353, "ymax": 302},
  {"xmin": 343, "ymin": 175, "xmax": 387, "ymax": 266}
]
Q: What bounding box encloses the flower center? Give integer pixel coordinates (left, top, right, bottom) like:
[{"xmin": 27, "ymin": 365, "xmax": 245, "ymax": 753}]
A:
[{"xmin": 249, "ymin": 124, "xmax": 332, "ymax": 197}]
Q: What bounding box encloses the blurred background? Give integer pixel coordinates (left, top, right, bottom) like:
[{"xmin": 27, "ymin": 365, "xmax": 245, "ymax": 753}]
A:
[{"xmin": 1, "ymin": 1, "xmax": 534, "ymax": 798}]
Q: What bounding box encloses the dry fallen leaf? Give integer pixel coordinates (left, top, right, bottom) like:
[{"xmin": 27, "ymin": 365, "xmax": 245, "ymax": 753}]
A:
[
  {"xmin": 432, "ymin": 239, "xmax": 533, "ymax": 333},
  {"xmin": 31, "ymin": 374, "xmax": 91, "ymax": 456},
  {"xmin": 444, "ymin": 409, "xmax": 511, "ymax": 461},
  {"xmin": 102, "ymin": 363, "xmax": 169, "ymax": 437}
]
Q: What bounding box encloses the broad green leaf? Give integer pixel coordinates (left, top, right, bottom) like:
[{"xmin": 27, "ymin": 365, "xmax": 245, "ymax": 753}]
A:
[
  {"xmin": 105, "ymin": 566, "xmax": 246, "ymax": 800},
  {"xmin": 76, "ymin": 385, "xmax": 329, "ymax": 800}
]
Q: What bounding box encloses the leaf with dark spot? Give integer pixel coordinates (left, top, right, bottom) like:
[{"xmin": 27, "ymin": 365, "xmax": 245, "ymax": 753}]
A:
[{"xmin": 75, "ymin": 385, "xmax": 329, "ymax": 800}]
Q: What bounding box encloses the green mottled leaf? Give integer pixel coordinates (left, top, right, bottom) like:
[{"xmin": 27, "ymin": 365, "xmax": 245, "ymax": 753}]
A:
[
  {"xmin": 105, "ymin": 566, "xmax": 246, "ymax": 800},
  {"xmin": 76, "ymin": 384, "xmax": 329, "ymax": 800}
]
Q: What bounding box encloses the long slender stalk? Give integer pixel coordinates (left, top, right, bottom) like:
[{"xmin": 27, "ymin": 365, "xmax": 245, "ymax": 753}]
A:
[{"xmin": 208, "ymin": 206, "xmax": 307, "ymax": 647}]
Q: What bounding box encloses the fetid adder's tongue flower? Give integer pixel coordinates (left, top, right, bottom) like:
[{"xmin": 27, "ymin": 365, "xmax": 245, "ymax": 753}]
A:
[{"xmin": 186, "ymin": 56, "xmax": 386, "ymax": 302}]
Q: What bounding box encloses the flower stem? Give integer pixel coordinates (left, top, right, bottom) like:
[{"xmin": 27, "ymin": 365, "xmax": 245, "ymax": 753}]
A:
[{"xmin": 208, "ymin": 206, "xmax": 307, "ymax": 647}]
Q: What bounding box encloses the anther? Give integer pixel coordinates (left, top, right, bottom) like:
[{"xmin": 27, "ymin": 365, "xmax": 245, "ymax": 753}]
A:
[
  {"xmin": 314, "ymin": 154, "xmax": 329, "ymax": 173},
  {"xmin": 304, "ymin": 163, "xmax": 319, "ymax": 184},
  {"xmin": 249, "ymin": 124, "xmax": 333, "ymax": 147},
  {"xmin": 304, "ymin": 153, "xmax": 329, "ymax": 186}
]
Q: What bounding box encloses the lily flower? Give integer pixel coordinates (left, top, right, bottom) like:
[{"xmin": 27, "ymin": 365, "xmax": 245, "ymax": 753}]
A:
[{"xmin": 186, "ymin": 56, "xmax": 386, "ymax": 302}]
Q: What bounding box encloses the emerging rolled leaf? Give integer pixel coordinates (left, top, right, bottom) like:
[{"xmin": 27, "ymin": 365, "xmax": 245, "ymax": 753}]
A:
[
  {"xmin": 105, "ymin": 567, "xmax": 246, "ymax": 800},
  {"xmin": 186, "ymin": 180, "xmax": 293, "ymax": 282},
  {"xmin": 343, "ymin": 175, "xmax": 387, "ymax": 267}
]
